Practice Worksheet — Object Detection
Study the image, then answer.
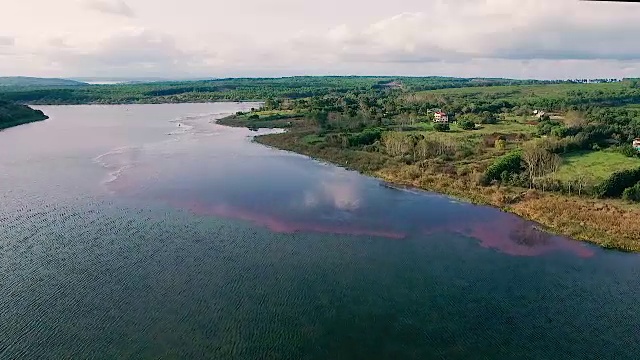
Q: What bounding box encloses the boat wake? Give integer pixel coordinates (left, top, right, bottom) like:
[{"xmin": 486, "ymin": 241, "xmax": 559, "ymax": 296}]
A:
[{"xmin": 92, "ymin": 146, "xmax": 142, "ymax": 191}]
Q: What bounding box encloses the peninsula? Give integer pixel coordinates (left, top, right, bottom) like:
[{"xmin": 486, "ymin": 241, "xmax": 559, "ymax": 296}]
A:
[{"xmin": 0, "ymin": 99, "xmax": 48, "ymax": 130}]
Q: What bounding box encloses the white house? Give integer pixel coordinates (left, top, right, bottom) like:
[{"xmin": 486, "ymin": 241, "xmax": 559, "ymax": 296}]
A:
[{"xmin": 434, "ymin": 111, "xmax": 449, "ymax": 123}]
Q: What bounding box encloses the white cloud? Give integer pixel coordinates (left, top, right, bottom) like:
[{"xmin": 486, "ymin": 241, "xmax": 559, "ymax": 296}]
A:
[
  {"xmin": 41, "ymin": 28, "xmax": 211, "ymax": 76},
  {"xmin": 0, "ymin": 36, "xmax": 15, "ymax": 55},
  {"xmin": 287, "ymin": 1, "xmax": 640, "ymax": 63},
  {"xmin": 301, "ymin": 179, "xmax": 362, "ymax": 211},
  {"xmin": 82, "ymin": 0, "xmax": 135, "ymax": 18},
  {"xmin": 2, "ymin": 0, "xmax": 640, "ymax": 78},
  {"xmin": 0, "ymin": 36, "xmax": 14, "ymax": 46}
]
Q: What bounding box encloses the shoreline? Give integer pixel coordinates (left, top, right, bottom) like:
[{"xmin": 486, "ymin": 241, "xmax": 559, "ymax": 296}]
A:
[
  {"xmin": 22, "ymin": 100, "xmax": 264, "ymax": 106},
  {"xmin": 0, "ymin": 115, "xmax": 49, "ymax": 131},
  {"xmin": 238, "ymin": 127, "xmax": 640, "ymax": 253}
]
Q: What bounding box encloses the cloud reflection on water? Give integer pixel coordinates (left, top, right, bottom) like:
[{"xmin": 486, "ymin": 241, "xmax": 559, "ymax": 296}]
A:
[{"xmin": 96, "ymin": 110, "xmax": 595, "ymax": 259}]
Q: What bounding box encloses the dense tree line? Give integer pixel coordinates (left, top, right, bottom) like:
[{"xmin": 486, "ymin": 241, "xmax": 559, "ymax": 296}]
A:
[{"xmin": 0, "ymin": 99, "xmax": 48, "ymax": 130}]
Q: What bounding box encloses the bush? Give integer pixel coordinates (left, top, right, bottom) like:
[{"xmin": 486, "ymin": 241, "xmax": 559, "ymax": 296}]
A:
[
  {"xmin": 495, "ymin": 139, "xmax": 507, "ymax": 150},
  {"xmin": 551, "ymin": 126, "xmax": 570, "ymax": 138},
  {"xmin": 459, "ymin": 119, "xmax": 475, "ymax": 130},
  {"xmin": 434, "ymin": 123, "xmax": 450, "ymax": 132},
  {"xmin": 615, "ymin": 144, "xmax": 639, "ymax": 158},
  {"xmin": 622, "ymin": 183, "xmax": 640, "ymax": 202},
  {"xmin": 348, "ymin": 128, "xmax": 383, "ymax": 147},
  {"xmin": 483, "ymin": 151, "xmax": 524, "ymax": 184},
  {"xmin": 248, "ymin": 114, "xmax": 259, "ymax": 120},
  {"xmin": 596, "ymin": 167, "xmax": 640, "ymax": 198},
  {"xmin": 479, "ymin": 111, "xmax": 497, "ymax": 124}
]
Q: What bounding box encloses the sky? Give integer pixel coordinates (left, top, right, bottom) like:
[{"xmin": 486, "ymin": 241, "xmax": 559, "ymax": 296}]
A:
[{"xmin": 1, "ymin": 0, "xmax": 640, "ymax": 80}]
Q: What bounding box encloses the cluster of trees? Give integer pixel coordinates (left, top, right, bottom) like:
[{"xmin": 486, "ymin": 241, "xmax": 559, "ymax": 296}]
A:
[
  {"xmin": 481, "ymin": 136, "xmax": 640, "ymax": 200},
  {"xmin": 382, "ymin": 132, "xmax": 461, "ymax": 161},
  {"xmin": 521, "ymin": 141, "xmax": 562, "ymax": 188},
  {"xmin": 7, "ymin": 76, "xmax": 633, "ymax": 108},
  {"xmin": 596, "ymin": 168, "xmax": 640, "ymax": 199},
  {"xmin": 0, "ymin": 99, "xmax": 48, "ymax": 130},
  {"xmin": 456, "ymin": 112, "xmax": 497, "ymax": 125}
]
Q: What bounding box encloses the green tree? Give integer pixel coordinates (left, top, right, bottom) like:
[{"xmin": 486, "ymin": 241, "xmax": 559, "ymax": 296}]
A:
[
  {"xmin": 459, "ymin": 119, "xmax": 475, "ymax": 130},
  {"xmin": 623, "ymin": 183, "xmax": 640, "ymax": 202},
  {"xmin": 434, "ymin": 123, "xmax": 450, "ymax": 132},
  {"xmin": 311, "ymin": 111, "xmax": 329, "ymax": 129}
]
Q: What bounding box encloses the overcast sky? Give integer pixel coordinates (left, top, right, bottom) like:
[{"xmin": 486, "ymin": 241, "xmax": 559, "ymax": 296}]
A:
[{"xmin": 1, "ymin": 0, "xmax": 640, "ymax": 79}]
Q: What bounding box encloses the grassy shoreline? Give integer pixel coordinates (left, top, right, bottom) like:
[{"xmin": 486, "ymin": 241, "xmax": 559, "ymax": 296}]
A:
[{"xmin": 217, "ymin": 114, "xmax": 640, "ymax": 252}]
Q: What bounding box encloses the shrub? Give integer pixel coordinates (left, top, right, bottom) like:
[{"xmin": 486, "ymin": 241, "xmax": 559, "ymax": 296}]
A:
[
  {"xmin": 483, "ymin": 151, "xmax": 524, "ymax": 184},
  {"xmin": 622, "ymin": 183, "xmax": 640, "ymax": 202},
  {"xmin": 434, "ymin": 123, "xmax": 450, "ymax": 132},
  {"xmin": 596, "ymin": 167, "xmax": 640, "ymax": 198},
  {"xmin": 495, "ymin": 139, "xmax": 507, "ymax": 150},
  {"xmin": 615, "ymin": 144, "xmax": 639, "ymax": 158},
  {"xmin": 479, "ymin": 111, "xmax": 497, "ymax": 124},
  {"xmin": 459, "ymin": 119, "xmax": 475, "ymax": 130},
  {"xmin": 248, "ymin": 114, "xmax": 259, "ymax": 120},
  {"xmin": 551, "ymin": 126, "xmax": 570, "ymax": 138},
  {"xmin": 348, "ymin": 128, "xmax": 383, "ymax": 147}
]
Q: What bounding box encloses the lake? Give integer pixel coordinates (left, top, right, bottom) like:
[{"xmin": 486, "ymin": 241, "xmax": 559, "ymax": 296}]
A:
[{"xmin": 1, "ymin": 103, "xmax": 639, "ymax": 359}]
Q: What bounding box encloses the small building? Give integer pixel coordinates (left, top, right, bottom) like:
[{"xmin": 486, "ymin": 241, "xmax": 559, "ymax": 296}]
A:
[
  {"xmin": 633, "ymin": 138, "xmax": 640, "ymax": 151},
  {"xmin": 434, "ymin": 111, "xmax": 449, "ymax": 123}
]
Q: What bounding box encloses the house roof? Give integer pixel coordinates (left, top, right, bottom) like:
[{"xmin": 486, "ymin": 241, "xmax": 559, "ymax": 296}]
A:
[{"xmin": 435, "ymin": 111, "xmax": 447, "ymax": 116}]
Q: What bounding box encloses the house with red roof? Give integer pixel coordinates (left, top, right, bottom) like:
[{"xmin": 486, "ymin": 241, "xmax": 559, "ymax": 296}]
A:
[{"xmin": 434, "ymin": 111, "xmax": 449, "ymax": 123}]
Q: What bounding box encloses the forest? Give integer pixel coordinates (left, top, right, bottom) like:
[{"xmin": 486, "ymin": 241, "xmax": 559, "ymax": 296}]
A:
[
  {"xmin": 0, "ymin": 99, "xmax": 48, "ymax": 130},
  {"xmin": 0, "ymin": 76, "xmax": 572, "ymax": 105}
]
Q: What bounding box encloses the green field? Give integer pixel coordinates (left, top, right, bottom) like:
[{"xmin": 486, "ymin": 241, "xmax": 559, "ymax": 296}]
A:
[
  {"xmin": 419, "ymin": 82, "xmax": 627, "ymax": 98},
  {"xmin": 553, "ymin": 151, "xmax": 640, "ymax": 182},
  {"xmin": 408, "ymin": 120, "xmax": 536, "ymax": 138},
  {"xmin": 302, "ymin": 134, "xmax": 324, "ymax": 144}
]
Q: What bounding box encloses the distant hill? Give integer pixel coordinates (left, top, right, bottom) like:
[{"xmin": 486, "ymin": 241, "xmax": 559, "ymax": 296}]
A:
[
  {"xmin": 0, "ymin": 99, "xmax": 48, "ymax": 130},
  {"xmin": 0, "ymin": 76, "xmax": 87, "ymax": 87},
  {"xmin": 70, "ymin": 77, "xmax": 201, "ymax": 84}
]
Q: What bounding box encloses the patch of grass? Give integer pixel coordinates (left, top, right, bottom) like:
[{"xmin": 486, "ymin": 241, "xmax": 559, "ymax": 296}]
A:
[
  {"xmin": 400, "ymin": 120, "xmax": 535, "ymax": 139},
  {"xmin": 302, "ymin": 134, "xmax": 324, "ymax": 145},
  {"xmin": 217, "ymin": 114, "xmax": 307, "ymax": 129},
  {"xmin": 249, "ymin": 109, "xmax": 298, "ymax": 116},
  {"xmin": 419, "ymin": 82, "xmax": 626, "ymax": 98},
  {"xmin": 472, "ymin": 121, "xmax": 537, "ymax": 135},
  {"xmin": 553, "ymin": 150, "xmax": 640, "ymax": 183}
]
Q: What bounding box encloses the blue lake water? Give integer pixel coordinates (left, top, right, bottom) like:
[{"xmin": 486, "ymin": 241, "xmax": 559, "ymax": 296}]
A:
[{"xmin": 1, "ymin": 103, "xmax": 639, "ymax": 359}]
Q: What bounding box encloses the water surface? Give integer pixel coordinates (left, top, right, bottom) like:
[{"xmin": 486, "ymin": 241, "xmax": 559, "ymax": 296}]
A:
[{"xmin": 1, "ymin": 103, "xmax": 639, "ymax": 359}]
